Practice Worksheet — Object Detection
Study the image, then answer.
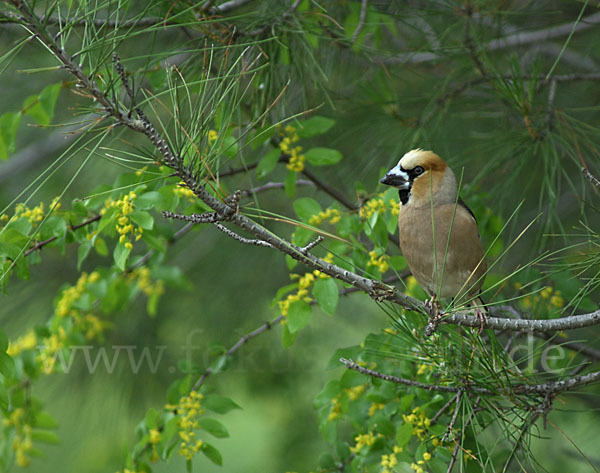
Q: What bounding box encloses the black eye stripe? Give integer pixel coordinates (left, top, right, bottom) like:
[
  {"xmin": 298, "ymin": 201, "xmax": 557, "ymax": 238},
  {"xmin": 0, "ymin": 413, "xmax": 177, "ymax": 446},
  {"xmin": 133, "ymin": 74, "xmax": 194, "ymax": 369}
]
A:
[{"xmin": 401, "ymin": 165, "xmax": 425, "ymax": 180}]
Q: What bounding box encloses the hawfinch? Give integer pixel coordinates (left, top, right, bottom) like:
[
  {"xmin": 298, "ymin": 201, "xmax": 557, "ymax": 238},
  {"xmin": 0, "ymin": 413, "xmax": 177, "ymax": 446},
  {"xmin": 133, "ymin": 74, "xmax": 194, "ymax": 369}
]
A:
[{"xmin": 380, "ymin": 149, "xmax": 487, "ymax": 323}]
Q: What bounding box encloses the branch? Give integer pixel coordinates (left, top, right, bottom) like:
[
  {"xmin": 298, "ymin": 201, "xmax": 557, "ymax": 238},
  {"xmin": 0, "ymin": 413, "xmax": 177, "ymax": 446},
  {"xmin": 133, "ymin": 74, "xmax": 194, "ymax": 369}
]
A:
[
  {"xmin": 340, "ymin": 357, "xmax": 492, "ymax": 394},
  {"xmin": 193, "ymin": 315, "xmax": 283, "ymax": 390},
  {"xmin": 383, "ymin": 11, "xmax": 600, "ymax": 65},
  {"xmin": 582, "ymin": 167, "xmax": 600, "ymax": 190},
  {"xmin": 24, "ymin": 214, "xmax": 101, "ymax": 256},
  {"xmin": 213, "ymin": 222, "xmax": 273, "ymax": 248},
  {"xmin": 241, "ymin": 179, "xmax": 314, "ymax": 196},
  {"xmin": 351, "ymin": 0, "xmax": 368, "ymax": 43},
  {"xmin": 340, "ymin": 357, "xmax": 600, "ymax": 396},
  {"xmin": 486, "ymin": 11, "xmax": 600, "ymax": 52}
]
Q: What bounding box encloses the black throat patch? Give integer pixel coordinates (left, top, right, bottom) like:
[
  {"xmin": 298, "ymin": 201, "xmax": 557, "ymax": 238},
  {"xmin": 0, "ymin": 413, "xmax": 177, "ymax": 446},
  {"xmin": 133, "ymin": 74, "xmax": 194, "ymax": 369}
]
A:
[{"xmin": 399, "ymin": 189, "xmax": 410, "ymax": 205}]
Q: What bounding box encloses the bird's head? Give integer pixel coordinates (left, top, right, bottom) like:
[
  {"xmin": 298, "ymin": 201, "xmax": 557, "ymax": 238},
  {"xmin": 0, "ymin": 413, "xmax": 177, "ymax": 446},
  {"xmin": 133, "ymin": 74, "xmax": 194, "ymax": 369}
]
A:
[{"xmin": 380, "ymin": 149, "xmax": 456, "ymax": 206}]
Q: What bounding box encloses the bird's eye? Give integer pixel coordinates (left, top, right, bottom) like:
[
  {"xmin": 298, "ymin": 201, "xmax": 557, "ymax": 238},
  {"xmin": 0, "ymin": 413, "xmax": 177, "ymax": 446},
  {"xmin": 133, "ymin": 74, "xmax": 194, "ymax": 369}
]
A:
[{"xmin": 414, "ymin": 166, "xmax": 425, "ymax": 175}]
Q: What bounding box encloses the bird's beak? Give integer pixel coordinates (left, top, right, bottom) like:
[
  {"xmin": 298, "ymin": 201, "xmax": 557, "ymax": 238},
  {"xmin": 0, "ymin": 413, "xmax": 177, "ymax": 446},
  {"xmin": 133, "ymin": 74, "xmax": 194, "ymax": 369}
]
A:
[{"xmin": 380, "ymin": 165, "xmax": 410, "ymax": 189}]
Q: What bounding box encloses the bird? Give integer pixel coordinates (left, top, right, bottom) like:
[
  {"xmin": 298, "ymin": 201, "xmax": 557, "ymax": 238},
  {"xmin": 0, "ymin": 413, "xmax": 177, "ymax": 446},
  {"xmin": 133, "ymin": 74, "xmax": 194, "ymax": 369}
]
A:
[{"xmin": 379, "ymin": 149, "xmax": 487, "ymax": 328}]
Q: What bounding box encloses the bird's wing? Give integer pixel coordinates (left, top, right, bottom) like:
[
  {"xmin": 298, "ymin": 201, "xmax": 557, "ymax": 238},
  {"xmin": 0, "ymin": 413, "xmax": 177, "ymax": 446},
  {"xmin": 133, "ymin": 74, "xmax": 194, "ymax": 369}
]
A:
[{"xmin": 458, "ymin": 197, "xmax": 477, "ymax": 223}]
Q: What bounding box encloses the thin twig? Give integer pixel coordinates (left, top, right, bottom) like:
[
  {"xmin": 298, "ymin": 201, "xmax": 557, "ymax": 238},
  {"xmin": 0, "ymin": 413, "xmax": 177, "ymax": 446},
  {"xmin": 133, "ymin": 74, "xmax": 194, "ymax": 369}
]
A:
[
  {"xmin": 24, "ymin": 214, "xmax": 101, "ymax": 256},
  {"xmin": 583, "ymin": 167, "xmax": 600, "ymax": 190},
  {"xmin": 351, "ymin": 0, "xmax": 368, "ymax": 43},
  {"xmin": 241, "ymin": 179, "xmax": 314, "ymax": 196},
  {"xmin": 213, "ymin": 222, "xmax": 273, "ymax": 248},
  {"xmin": 341, "ymin": 357, "xmax": 600, "ymax": 396},
  {"xmin": 447, "ymin": 397, "xmax": 481, "ymax": 473},
  {"xmin": 463, "ymin": 8, "xmax": 488, "ymax": 77},
  {"xmin": 430, "ymin": 392, "xmax": 462, "ymax": 426},
  {"xmin": 443, "ymin": 391, "xmax": 463, "ymax": 442},
  {"xmin": 383, "ymin": 11, "xmax": 600, "ymax": 65},
  {"xmin": 193, "ymin": 315, "xmax": 284, "ymax": 390},
  {"xmin": 340, "ymin": 358, "xmax": 492, "ymax": 394}
]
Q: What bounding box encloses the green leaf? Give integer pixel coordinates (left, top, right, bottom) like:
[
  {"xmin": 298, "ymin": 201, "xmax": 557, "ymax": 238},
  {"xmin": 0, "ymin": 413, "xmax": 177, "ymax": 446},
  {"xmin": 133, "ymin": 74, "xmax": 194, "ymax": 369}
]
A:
[
  {"xmin": 24, "ymin": 83, "xmax": 62, "ymax": 126},
  {"xmin": 305, "ymin": 147, "xmax": 343, "ymax": 166},
  {"xmin": 286, "ymin": 300, "xmax": 312, "ymax": 333},
  {"xmin": 0, "ymin": 352, "xmax": 15, "ymax": 380},
  {"xmin": 97, "ymin": 207, "xmax": 117, "ymax": 234},
  {"xmin": 94, "ymin": 237, "xmax": 109, "ymax": 256},
  {"xmin": 131, "ymin": 211, "xmax": 154, "ymax": 230},
  {"xmin": 77, "ymin": 241, "xmax": 92, "ymax": 270},
  {"xmin": 0, "ymin": 384, "xmax": 8, "ymax": 410},
  {"xmin": 285, "ymin": 254, "xmax": 297, "ymax": 271},
  {"xmin": 136, "ymin": 191, "xmax": 166, "ymax": 210},
  {"xmin": 284, "ymin": 170, "xmax": 296, "ymax": 197},
  {"xmin": 255, "ymin": 148, "xmax": 281, "ymax": 180},
  {"xmin": 297, "ymin": 116, "xmax": 336, "ymax": 138},
  {"xmin": 204, "ymin": 395, "xmax": 241, "ymax": 414},
  {"xmin": 201, "ymin": 443, "xmax": 223, "ymax": 466},
  {"xmin": 31, "ymin": 430, "xmax": 60, "ymax": 444},
  {"xmin": 198, "ymin": 418, "xmax": 229, "ymax": 438},
  {"xmin": 0, "ymin": 328, "xmax": 7, "ymax": 352},
  {"xmin": 0, "ymin": 112, "xmax": 21, "ymax": 159},
  {"xmin": 33, "ymin": 411, "xmax": 58, "ymax": 429},
  {"xmin": 113, "ymin": 243, "xmax": 131, "ymax": 271},
  {"xmin": 396, "ymin": 422, "xmax": 413, "ymax": 447},
  {"xmin": 312, "ymin": 278, "xmax": 338, "ymax": 315},
  {"xmin": 281, "ymin": 323, "xmax": 298, "ymax": 348},
  {"xmin": 145, "ymin": 408, "xmax": 159, "ymax": 430},
  {"xmin": 293, "ymin": 197, "xmax": 321, "ymax": 222}
]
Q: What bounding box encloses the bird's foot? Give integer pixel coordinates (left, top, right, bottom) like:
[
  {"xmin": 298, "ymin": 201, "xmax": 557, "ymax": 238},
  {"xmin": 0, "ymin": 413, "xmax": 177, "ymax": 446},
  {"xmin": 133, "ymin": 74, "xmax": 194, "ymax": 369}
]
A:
[
  {"xmin": 368, "ymin": 282, "xmax": 395, "ymax": 302},
  {"xmin": 424, "ymin": 296, "xmax": 443, "ymax": 337},
  {"xmin": 473, "ymin": 306, "xmax": 487, "ymax": 333}
]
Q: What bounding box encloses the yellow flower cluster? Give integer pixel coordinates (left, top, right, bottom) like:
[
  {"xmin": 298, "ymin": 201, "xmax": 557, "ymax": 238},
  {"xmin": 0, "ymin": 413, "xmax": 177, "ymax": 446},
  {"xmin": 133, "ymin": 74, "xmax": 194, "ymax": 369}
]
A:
[
  {"xmin": 368, "ymin": 250, "xmax": 389, "ymax": 273},
  {"xmin": 278, "ymin": 254, "xmax": 333, "ymax": 317},
  {"xmin": 208, "ymin": 129, "xmax": 218, "ymax": 143},
  {"xmin": 3, "ymin": 408, "xmax": 33, "ymax": 467},
  {"xmin": 3, "ymin": 197, "xmax": 60, "ymax": 226},
  {"xmin": 405, "ymin": 275, "xmax": 420, "ymax": 297},
  {"xmin": 416, "ymin": 362, "xmax": 433, "ymax": 376},
  {"xmin": 350, "ymin": 431, "xmax": 379, "ymax": 454},
  {"xmin": 410, "ymin": 451, "xmax": 432, "ymax": 473},
  {"xmin": 38, "ymin": 327, "xmax": 67, "ymax": 374},
  {"xmin": 129, "ymin": 267, "xmax": 165, "ymax": 297},
  {"xmin": 101, "ymin": 191, "xmax": 140, "ymax": 250},
  {"xmin": 173, "ymin": 182, "xmax": 196, "ymax": 203},
  {"xmin": 56, "ymin": 271, "xmax": 99, "ymax": 318},
  {"xmin": 345, "ymin": 383, "xmax": 366, "ymax": 401},
  {"xmin": 54, "ymin": 271, "xmax": 106, "ymax": 342},
  {"xmin": 308, "ymin": 208, "xmax": 341, "ymax": 226},
  {"xmin": 368, "ymin": 402, "xmax": 385, "ymax": 417},
  {"xmin": 381, "ymin": 446, "xmax": 403, "ymax": 473},
  {"xmin": 166, "ymin": 391, "xmax": 205, "ymax": 461},
  {"xmin": 328, "ymin": 397, "xmax": 342, "ymax": 421},
  {"xmin": 279, "ymin": 125, "xmax": 304, "ymax": 172},
  {"xmin": 516, "ymin": 284, "xmax": 565, "ymax": 310},
  {"xmin": 360, "ymin": 195, "xmax": 399, "ymax": 220},
  {"xmin": 7, "ymin": 330, "xmax": 37, "ymax": 357},
  {"xmin": 402, "ymin": 407, "xmax": 431, "ymax": 439}
]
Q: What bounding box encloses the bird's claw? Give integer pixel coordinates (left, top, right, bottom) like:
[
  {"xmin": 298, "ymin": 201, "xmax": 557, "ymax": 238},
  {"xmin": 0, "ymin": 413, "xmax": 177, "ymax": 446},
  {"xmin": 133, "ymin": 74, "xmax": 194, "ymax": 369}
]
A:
[
  {"xmin": 473, "ymin": 306, "xmax": 487, "ymax": 333},
  {"xmin": 424, "ymin": 296, "xmax": 444, "ymax": 337},
  {"xmin": 368, "ymin": 283, "xmax": 395, "ymax": 302}
]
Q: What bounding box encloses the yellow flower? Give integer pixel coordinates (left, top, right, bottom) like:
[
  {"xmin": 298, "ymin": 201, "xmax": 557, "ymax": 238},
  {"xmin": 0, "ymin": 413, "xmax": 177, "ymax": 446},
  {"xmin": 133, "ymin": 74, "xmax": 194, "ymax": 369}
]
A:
[
  {"xmin": 149, "ymin": 429, "xmax": 161, "ymax": 444},
  {"xmin": 208, "ymin": 130, "xmax": 218, "ymax": 143}
]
